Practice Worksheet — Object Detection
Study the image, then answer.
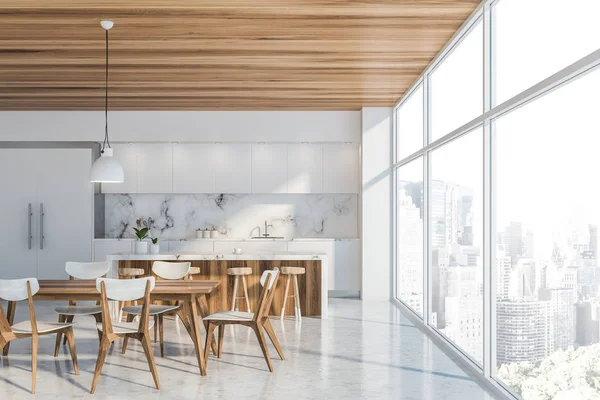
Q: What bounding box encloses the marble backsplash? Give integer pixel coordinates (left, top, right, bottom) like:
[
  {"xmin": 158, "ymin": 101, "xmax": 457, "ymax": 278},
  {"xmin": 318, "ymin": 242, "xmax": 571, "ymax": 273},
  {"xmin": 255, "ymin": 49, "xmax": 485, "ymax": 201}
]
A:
[{"xmin": 103, "ymin": 194, "xmax": 358, "ymax": 240}]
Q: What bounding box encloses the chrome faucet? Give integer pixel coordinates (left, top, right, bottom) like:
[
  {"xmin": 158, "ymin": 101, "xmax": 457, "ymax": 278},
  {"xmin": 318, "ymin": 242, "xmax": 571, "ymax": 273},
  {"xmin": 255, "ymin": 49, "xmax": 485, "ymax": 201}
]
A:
[{"xmin": 263, "ymin": 220, "xmax": 270, "ymax": 237}]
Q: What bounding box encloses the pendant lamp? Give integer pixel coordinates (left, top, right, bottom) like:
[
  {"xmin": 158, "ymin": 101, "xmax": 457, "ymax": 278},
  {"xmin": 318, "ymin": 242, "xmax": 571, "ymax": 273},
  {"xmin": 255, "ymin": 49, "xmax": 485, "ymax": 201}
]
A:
[{"xmin": 90, "ymin": 20, "xmax": 124, "ymax": 183}]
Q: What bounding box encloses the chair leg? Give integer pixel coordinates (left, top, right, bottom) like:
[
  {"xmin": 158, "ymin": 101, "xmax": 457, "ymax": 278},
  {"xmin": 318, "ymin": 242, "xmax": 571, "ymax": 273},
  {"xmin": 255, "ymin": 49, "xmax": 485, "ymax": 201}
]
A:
[
  {"xmin": 90, "ymin": 337, "xmax": 111, "ymax": 394},
  {"xmin": 204, "ymin": 322, "xmax": 217, "ymax": 364},
  {"xmin": 252, "ymin": 324, "xmax": 274, "ymax": 372},
  {"xmin": 64, "ymin": 327, "xmax": 80, "ymax": 375},
  {"xmin": 117, "ymin": 301, "xmax": 123, "ymax": 323},
  {"xmin": 262, "ymin": 318, "xmax": 285, "ymax": 360},
  {"xmin": 159, "ymin": 315, "xmax": 164, "ymax": 358},
  {"xmin": 231, "ymin": 276, "xmax": 239, "ymax": 311},
  {"xmin": 241, "ymin": 275, "xmax": 251, "ymax": 313},
  {"xmin": 63, "ymin": 315, "xmax": 74, "ymax": 345},
  {"xmin": 293, "ymin": 275, "xmax": 301, "ymax": 322},
  {"xmin": 217, "ymin": 324, "xmax": 225, "ymax": 358},
  {"xmin": 122, "ymin": 314, "xmax": 135, "ymax": 354},
  {"xmin": 281, "ymin": 274, "xmax": 291, "ymax": 319},
  {"xmin": 154, "ymin": 315, "xmax": 158, "ymax": 343},
  {"xmin": 54, "ymin": 314, "xmax": 66, "ymax": 357},
  {"xmin": 141, "ymin": 333, "xmax": 160, "ymax": 390},
  {"xmin": 31, "ymin": 335, "xmax": 38, "ymax": 394}
]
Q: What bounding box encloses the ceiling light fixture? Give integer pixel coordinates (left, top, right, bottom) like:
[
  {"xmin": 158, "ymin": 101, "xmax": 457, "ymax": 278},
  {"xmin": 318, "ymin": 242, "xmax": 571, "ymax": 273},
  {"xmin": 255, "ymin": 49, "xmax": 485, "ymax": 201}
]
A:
[{"xmin": 90, "ymin": 20, "xmax": 124, "ymax": 183}]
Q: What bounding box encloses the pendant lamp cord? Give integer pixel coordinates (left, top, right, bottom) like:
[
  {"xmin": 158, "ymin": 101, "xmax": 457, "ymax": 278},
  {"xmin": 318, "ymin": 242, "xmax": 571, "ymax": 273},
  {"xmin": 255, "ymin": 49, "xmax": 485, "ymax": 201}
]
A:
[{"xmin": 102, "ymin": 28, "xmax": 110, "ymax": 153}]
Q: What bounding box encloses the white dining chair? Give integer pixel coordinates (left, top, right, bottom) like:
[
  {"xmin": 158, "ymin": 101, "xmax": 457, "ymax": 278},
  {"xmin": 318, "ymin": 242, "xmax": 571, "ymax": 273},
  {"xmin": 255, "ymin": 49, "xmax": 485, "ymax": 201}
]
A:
[
  {"xmin": 121, "ymin": 261, "xmax": 190, "ymax": 357},
  {"xmin": 203, "ymin": 268, "xmax": 284, "ymax": 372},
  {"xmin": 54, "ymin": 261, "xmax": 110, "ymax": 355},
  {"xmin": 0, "ymin": 278, "xmax": 79, "ymax": 394},
  {"xmin": 92, "ymin": 276, "xmax": 158, "ymax": 394}
]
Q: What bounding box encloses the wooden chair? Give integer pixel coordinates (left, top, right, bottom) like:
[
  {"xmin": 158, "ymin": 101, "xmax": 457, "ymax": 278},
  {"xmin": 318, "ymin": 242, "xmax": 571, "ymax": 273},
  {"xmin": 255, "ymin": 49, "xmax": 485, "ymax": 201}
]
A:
[
  {"xmin": 92, "ymin": 277, "xmax": 159, "ymax": 394},
  {"xmin": 121, "ymin": 261, "xmax": 190, "ymax": 357},
  {"xmin": 203, "ymin": 268, "xmax": 284, "ymax": 372},
  {"xmin": 0, "ymin": 278, "xmax": 79, "ymax": 394},
  {"xmin": 54, "ymin": 261, "xmax": 109, "ymax": 355}
]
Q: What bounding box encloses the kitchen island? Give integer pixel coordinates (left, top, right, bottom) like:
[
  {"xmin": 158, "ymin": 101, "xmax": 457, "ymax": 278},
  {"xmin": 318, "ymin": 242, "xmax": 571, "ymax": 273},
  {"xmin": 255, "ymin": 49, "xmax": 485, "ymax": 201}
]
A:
[{"xmin": 105, "ymin": 251, "xmax": 328, "ymax": 318}]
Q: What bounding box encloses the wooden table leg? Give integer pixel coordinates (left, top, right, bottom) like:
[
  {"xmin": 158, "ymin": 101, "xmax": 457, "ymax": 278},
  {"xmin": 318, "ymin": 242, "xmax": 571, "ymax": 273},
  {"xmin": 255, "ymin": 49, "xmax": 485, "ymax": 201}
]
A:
[
  {"xmin": 175, "ymin": 307, "xmax": 193, "ymax": 338},
  {"xmin": 183, "ymin": 298, "xmax": 206, "ymax": 376},
  {"xmin": 2, "ymin": 301, "xmax": 16, "ymax": 355},
  {"xmin": 197, "ymin": 295, "xmax": 218, "ymax": 356}
]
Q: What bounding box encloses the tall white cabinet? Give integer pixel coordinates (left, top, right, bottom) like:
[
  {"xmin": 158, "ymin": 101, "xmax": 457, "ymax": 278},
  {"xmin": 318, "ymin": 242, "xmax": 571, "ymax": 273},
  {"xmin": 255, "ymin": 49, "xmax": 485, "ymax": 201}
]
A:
[{"xmin": 0, "ymin": 148, "xmax": 93, "ymax": 279}]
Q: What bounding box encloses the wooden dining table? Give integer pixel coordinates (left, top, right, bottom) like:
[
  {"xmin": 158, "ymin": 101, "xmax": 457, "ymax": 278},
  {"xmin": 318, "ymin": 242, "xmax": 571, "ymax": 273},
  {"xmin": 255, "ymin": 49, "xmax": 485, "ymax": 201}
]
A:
[{"xmin": 2, "ymin": 279, "xmax": 220, "ymax": 376}]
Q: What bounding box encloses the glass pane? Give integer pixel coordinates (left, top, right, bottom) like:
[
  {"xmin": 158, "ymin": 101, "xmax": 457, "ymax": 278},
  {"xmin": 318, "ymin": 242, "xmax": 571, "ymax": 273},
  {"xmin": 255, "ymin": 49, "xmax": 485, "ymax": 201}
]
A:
[
  {"xmin": 429, "ymin": 127, "xmax": 483, "ymax": 364},
  {"xmin": 397, "ymin": 84, "xmax": 424, "ymax": 160},
  {"xmin": 396, "ymin": 157, "xmax": 424, "ymax": 316},
  {"xmin": 493, "ymin": 0, "xmax": 600, "ymax": 105},
  {"xmin": 430, "ymin": 20, "xmax": 483, "ymax": 141},
  {"xmin": 494, "ymin": 66, "xmax": 600, "ymax": 398}
]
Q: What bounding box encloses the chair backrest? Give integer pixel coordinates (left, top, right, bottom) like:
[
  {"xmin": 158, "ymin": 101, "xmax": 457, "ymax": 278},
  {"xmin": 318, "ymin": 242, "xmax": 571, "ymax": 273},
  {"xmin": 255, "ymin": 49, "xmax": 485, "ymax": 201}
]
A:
[
  {"xmin": 254, "ymin": 268, "xmax": 279, "ymax": 322},
  {"xmin": 152, "ymin": 261, "xmax": 191, "ymax": 280},
  {"xmin": 0, "ymin": 278, "xmax": 39, "ymax": 301},
  {"xmin": 96, "ymin": 277, "xmax": 155, "ymax": 301},
  {"xmin": 0, "ymin": 278, "xmax": 40, "ymax": 336},
  {"xmin": 66, "ymin": 261, "xmax": 110, "ymax": 280}
]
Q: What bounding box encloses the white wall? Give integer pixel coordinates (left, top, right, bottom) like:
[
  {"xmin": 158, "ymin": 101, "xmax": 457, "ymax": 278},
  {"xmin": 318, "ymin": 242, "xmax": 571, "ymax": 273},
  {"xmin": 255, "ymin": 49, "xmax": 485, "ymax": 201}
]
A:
[
  {"xmin": 0, "ymin": 110, "xmax": 361, "ymax": 143},
  {"xmin": 361, "ymin": 107, "xmax": 393, "ymax": 301}
]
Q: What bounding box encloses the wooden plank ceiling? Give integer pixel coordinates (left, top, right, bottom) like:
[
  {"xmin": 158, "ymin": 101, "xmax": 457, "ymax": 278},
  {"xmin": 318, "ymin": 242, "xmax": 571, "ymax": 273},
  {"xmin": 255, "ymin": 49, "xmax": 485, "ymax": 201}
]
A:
[{"xmin": 0, "ymin": 0, "xmax": 479, "ymax": 110}]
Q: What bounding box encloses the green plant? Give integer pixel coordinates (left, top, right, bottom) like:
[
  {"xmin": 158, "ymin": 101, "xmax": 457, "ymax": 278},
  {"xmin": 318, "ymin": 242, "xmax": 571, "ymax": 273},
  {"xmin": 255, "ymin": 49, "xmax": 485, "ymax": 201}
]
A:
[
  {"xmin": 151, "ymin": 237, "xmax": 158, "ymax": 245},
  {"xmin": 133, "ymin": 227, "xmax": 149, "ymax": 241}
]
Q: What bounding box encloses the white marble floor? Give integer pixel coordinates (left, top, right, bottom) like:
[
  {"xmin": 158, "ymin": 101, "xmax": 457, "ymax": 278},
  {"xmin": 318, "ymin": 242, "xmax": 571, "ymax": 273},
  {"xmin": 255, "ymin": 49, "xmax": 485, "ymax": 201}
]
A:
[{"xmin": 0, "ymin": 299, "xmax": 495, "ymax": 400}]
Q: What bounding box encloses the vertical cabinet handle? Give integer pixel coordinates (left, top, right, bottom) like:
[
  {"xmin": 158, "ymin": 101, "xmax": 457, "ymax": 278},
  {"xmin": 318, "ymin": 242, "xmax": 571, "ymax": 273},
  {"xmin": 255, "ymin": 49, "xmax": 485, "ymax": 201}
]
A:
[
  {"xmin": 28, "ymin": 203, "xmax": 33, "ymax": 250},
  {"xmin": 40, "ymin": 203, "xmax": 44, "ymax": 250}
]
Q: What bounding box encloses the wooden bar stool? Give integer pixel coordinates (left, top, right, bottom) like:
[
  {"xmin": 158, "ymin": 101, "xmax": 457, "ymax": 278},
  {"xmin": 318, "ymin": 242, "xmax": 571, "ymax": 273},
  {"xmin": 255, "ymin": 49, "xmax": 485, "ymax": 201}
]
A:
[
  {"xmin": 187, "ymin": 267, "xmax": 201, "ymax": 279},
  {"xmin": 117, "ymin": 267, "xmax": 145, "ymax": 322},
  {"xmin": 280, "ymin": 266, "xmax": 305, "ymax": 321},
  {"xmin": 228, "ymin": 267, "xmax": 252, "ymax": 312}
]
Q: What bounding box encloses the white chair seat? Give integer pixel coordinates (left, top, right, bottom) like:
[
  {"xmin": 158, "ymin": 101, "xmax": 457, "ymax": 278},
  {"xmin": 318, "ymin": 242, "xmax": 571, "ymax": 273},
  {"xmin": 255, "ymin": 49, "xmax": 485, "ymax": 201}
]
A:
[
  {"xmin": 122, "ymin": 304, "xmax": 180, "ymax": 316},
  {"xmin": 12, "ymin": 321, "xmax": 74, "ymax": 335},
  {"xmin": 54, "ymin": 305, "xmax": 102, "ymax": 316},
  {"xmin": 203, "ymin": 310, "xmax": 254, "ymax": 321},
  {"xmin": 96, "ymin": 320, "xmax": 155, "ymax": 334}
]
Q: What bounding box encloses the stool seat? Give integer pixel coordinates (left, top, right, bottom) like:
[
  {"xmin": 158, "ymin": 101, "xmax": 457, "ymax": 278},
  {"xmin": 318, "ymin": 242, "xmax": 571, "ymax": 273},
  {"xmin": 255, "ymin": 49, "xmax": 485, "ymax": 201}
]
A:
[
  {"xmin": 281, "ymin": 266, "xmax": 305, "ymax": 275},
  {"xmin": 227, "ymin": 267, "xmax": 252, "ymax": 276},
  {"xmin": 119, "ymin": 268, "xmax": 145, "ymax": 277},
  {"xmin": 189, "ymin": 267, "xmax": 201, "ymax": 275}
]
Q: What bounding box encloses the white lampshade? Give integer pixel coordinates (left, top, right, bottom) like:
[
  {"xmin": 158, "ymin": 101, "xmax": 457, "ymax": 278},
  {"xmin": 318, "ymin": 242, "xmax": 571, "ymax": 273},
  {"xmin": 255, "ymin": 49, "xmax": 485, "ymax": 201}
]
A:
[{"xmin": 90, "ymin": 148, "xmax": 124, "ymax": 183}]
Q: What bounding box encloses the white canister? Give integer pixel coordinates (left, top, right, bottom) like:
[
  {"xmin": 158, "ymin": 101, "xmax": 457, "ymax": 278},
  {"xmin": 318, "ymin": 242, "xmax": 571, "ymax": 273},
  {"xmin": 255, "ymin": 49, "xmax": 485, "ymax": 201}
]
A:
[
  {"xmin": 202, "ymin": 230, "xmax": 211, "ymax": 239},
  {"xmin": 195, "ymin": 230, "xmax": 203, "ymax": 239},
  {"xmin": 150, "ymin": 243, "xmax": 160, "ymax": 254},
  {"xmin": 135, "ymin": 241, "xmax": 148, "ymax": 254},
  {"xmin": 210, "ymin": 230, "xmax": 220, "ymax": 239}
]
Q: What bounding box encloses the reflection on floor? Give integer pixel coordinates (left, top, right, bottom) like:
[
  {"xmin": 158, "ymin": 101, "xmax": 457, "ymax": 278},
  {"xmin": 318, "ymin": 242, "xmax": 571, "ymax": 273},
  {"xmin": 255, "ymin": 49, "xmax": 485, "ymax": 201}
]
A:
[{"xmin": 0, "ymin": 299, "xmax": 495, "ymax": 399}]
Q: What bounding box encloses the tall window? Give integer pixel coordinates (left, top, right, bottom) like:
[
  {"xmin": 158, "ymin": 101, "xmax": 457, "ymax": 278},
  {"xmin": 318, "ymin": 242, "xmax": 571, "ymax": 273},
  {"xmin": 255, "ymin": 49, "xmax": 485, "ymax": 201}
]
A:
[
  {"xmin": 396, "ymin": 157, "xmax": 424, "ymax": 316},
  {"xmin": 392, "ymin": 0, "xmax": 600, "ymax": 398},
  {"xmin": 430, "ymin": 127, "xmax": 483, "ymax": 364},
  {"xmin": 430, "ymin": 20, "xmax": 483, "ymax": 142},
  {"xmin": 493, "ymin": 65, "xmax": 600, "ymax": 398}
]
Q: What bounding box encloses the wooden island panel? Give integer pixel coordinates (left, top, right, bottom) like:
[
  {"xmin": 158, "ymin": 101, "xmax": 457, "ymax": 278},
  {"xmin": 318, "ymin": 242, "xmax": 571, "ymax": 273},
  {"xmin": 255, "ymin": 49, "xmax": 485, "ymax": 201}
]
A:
[{"xmin": 117, "ymin": 259, "xmax": 322, "ymax": 317}]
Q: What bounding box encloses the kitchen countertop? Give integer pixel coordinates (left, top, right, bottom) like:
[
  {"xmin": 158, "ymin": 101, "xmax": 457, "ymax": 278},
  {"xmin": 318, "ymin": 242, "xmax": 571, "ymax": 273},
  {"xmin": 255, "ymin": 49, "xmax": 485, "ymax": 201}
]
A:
[
  {"xmin": 95, "ymin": 237, "xmax": 359, "ymax": 241},
  {"xmin": 106, "ymin": 251, "xmax": 327, "ymax": 261}
]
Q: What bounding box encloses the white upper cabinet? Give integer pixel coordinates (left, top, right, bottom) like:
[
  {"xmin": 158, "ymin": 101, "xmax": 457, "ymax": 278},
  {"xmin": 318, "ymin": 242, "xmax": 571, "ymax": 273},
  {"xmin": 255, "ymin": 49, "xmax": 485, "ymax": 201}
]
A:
[
  {"xmin": 252, "ymin": 144, "xmax": 288, "ymax": 193},
  {"xmin": 287, "ymin": 144, "xmax": 323, "ymax": 193},
  {"xmin": 137, "ymin": 143, "xmax": 173, "ymax": 193},
  {"xmin": 214, "ymin": 144, "xmax": 252, "ymax": 193},
  {"xmin": 173, "ymin": 144, "xmax": 215, "ymax": 193},
  {"xmin": 102, "ymin": 143, "xmax": 138, "ymax": 193},
  {"xmin": 322, "ymin": 144, "xmax": 359, "ymax": 193}
]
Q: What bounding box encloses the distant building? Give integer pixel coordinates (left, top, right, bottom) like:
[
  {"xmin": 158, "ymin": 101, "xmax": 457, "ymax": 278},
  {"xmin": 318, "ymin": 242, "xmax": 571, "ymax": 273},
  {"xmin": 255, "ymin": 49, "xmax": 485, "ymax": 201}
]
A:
[
  {"xmin": 539, "ymin": 288, "xmax": 576, "ymax": 352},
  {"xmin": 575, "ymin": 301, "xmax": 600, "ymax": 346},
  {"xmin": 496, "ymin": 299, "xmax": 552, "ymax": 365}
]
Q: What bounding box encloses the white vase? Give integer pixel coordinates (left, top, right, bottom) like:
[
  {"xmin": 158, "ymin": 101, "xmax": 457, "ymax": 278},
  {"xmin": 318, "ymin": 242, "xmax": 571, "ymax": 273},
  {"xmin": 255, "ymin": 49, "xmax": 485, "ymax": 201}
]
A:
[
  {"xmin": 195, "ymin": 230, "xmax": 203, "ymax": 239},
  {"xmin": 135, "ymin": 241, "xmax": 148, "ymax": 254},
  {"xmin": 210, "ymin": 230, "xmax": 220, "ymax": 239},
  {"xmin": 150, "ymin": 243, "xmax": 160, "ymax": 254},
  {"xmin": 202, "ymin": 230, "xmax": 210, "ymax": 239}
]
